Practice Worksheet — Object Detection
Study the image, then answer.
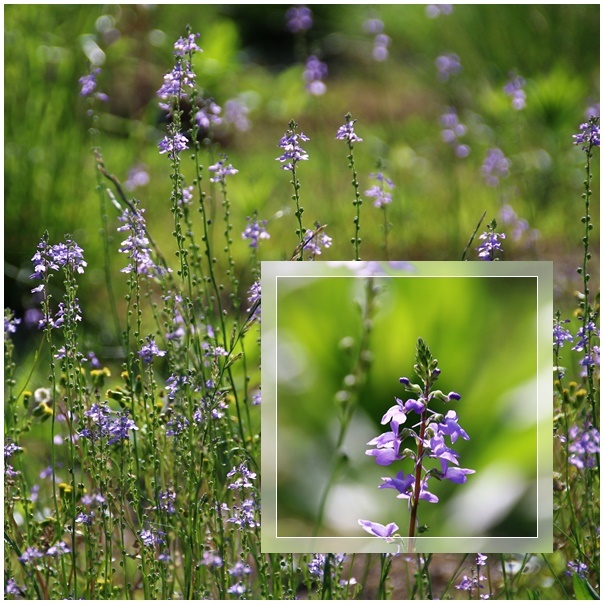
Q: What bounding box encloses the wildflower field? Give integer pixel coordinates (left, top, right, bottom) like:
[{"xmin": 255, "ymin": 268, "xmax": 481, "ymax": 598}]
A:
[{"xmin": 3, "ymin": 4, "xmax": 600, "ymax": 600}]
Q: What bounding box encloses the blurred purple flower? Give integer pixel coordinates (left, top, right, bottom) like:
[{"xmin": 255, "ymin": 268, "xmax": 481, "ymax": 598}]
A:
[
  {"xmin": 372, "ymin": 34, "xmax": 391, "ymax": 61},
  {"xmin": 482, "ymin": 148, "xmax": 510, "ymax": 186},
  {"xmin": 224, "ymin": 97, "xmax": 251, "ymax": 132},
  {"xmin": 426, "ymin": 4, "xmax": 453, "ymax": 18},
  {"xmin": 124, "ymin": 163, "xmax": 150, "ymax": 191},
  {"xmin": 209, "ymin": 159, "xmax": 238, "ymax": 184},
  {"xmin": 303, "ymin": 227, "xmax": 332, "ymax": 258},
  {"xmin": 173, "ymin": 33, "xmax": 201, "ymax": 56},
  {"xmin": 503, "ymin": 74, "xmax": 526, "ymax": 110},
  {"xmin": 304, "ymin": 55, "xmax": 328, "ymax": 95},
  {"xmin": 195, "ymin": 100, "xmax": 222, "ymax": 130},
  {"xmin": 286, "ymin": 5, "xmax": 313, "ymax": 33},
  {"xmin": 365, "ymin": 171, "xmax": 394, "ymax": 207},
  {"xmin": 435, "ymin": 53, "xmax": 461, "ymax": 81},
  {"xmin": 439, "ymin": 108, "xmax": 470, "ymax": 158},
  {"xmin": 139, "ymin": 335, "xmax": 166, "ymax": 363},
  {"xmin": 242, "ymin": 216, "xmax": 270, "ymax": 249},
  {"xmin": 568, "ymin": 422, "xmax": 599, "ymax": 470}
]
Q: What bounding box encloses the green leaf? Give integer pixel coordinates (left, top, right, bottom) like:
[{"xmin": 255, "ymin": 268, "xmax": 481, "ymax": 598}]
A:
[{"xmin": 573, "ymin": 574, "xmax": 599, "ymax": 600}]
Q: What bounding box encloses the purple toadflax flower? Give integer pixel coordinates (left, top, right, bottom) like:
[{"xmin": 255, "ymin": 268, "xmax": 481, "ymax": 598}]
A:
[
  {"xmin": 435, "ymin": 53, "xmax": 461, "ymax": 81},
  {"xmin": 573, "ymin": 116, "xmax": 600, "ymax": 151},
  {"xmin": 286, "ymin": 5, "xmax": 313, "ymax": 33},
  {"xmin": 358, "ymin": 519, "xmax": 399, "ymax": 541},
  {"xmin": 439, "ymin": 108, "xmax": 470, "ymax": 158},
  {"xmin": 365, "ymin": 171, "xmax": 394, "ymax": 208},
  {"xmin": 503, "ymin": 74, "xmax": 526, "ymax": 110},
  {"xmin": 242, "ymin": 216, "xmax": 270, "ymax": 249},
  {"xmin": 139, "ymin": 335, "xmax": 167, "ymax": 363},
  {"xmin": 209, "ymin": 158, "xmax": 238, "ymax": 183},
  {"xmin": 553, "ymin": 317, "xmax": 573, "ymax": 348},
  {"xmin": 476, "ymin": 220, "xmax": 505, "ymax": 261},
  {"xmin": 4, "ymin": 309, "xmax": 21, "ymax": 337},
  {"xmin": 482, "ymin": 148, "xmax": 510, "ymax": 186},
  {"xmin": 566, "ymin": 560, "xmax": 589, "ymax": 579},
  {"xmin": 567, "ymin": 422, "xmax": 599, "ymax": 470},
  {"xmin": 302, "ymin": 225, "xmax": 332, "ymax": 258},
  {"xmin": 276, "ymin": 124, "xmax": 310, "ymax": 171},
  {"xmin": 158, "ymin": 128, "xmax": 189, "ymax": 160},
  {"xmin": 304, "ymin": 55, "xmax": 328, "ymax": 95},
  {"xmin": 362, "ymin": 338, "xmax": 473, "ymax": 539},
  {"xmin": 336, "ymin": 116, "xmax": 363, "ymax": 143}
]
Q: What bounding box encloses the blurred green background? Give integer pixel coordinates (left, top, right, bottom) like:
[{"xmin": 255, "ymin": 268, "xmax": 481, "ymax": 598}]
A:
[
  {"xmin": 275, "ymin": 273, "xmax": 542, "ymax": 538},
  {"xmin": 4, "ymin": 4, "xmax": 599, "ymax": 359}
]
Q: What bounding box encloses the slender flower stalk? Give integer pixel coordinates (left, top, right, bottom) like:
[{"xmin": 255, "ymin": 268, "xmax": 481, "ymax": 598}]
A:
[
  {"xmin": 362, "ymin": 338, "xmax": 473, "ymax": 543},
  {"xmin": 277, "ymin": 120, "xmax": 310, "ymax": 255},
  {"xmin": 336, "ymin": 113, "xmax": 364, "ymax": 260},
  {"xmin": 365, "ymin": 165, "xmax": 394, "ymax": 259}
]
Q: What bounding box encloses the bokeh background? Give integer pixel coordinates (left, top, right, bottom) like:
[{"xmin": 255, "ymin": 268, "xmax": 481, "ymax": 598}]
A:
[
  {"xmin": 4, "ymin": 4, "xmax": 600, "ymax": 359},
  {"xmin": 275, "ymin": 269, "xmax": 544, "ymax": 539}
]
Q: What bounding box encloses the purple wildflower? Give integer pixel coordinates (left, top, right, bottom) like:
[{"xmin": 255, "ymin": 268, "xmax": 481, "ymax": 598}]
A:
[
  {"xmin": 242, "ymin": 217, "xmax": 270, "ymax": 249},
  {"xmin": 553, "ymin": 317, "xmax": 573, "ymax": 348},
  {"xmin": 308, "ymin": 554, "xmax": 326, "ymax": 577},
  {"xmin": 4, "ymin": 310, "xmax": 21, "ymax": 337},
  {"xmin": 573, "ymin": 117, "xmax": 600, "ymax": 150},
  {"xmin": 304, "ymin": 55, "xmax": 328, "ymax": 95},
  {"xmin": 482, "ymin": 148, "xmax": 510, "ymax": 186},
  {"xmin": 363, "ymin": 18, "xmax": 384, "ymax": 34},
  {"xmin": 476, "ymin": 221, "xmax": 505, "ymax": 260},
  {"xmin": 439, "ymin": 108, "xmax": 470, "ymax": 157},
  {"xmin": 195, "ymin": 99, "xmax": 222, "ymax": 130},
  {"xmin": 78, "ymin": 67, "xmax": 105, "ymax": 98},
  {"xmin": 252, "ymin": 390, "xmax": 261, "ymax": 406},
  {"xmin": 247, "ymin": 280, "xmax": 261, "ymax": 322},
  {"xmin": 436, "ymin": 53, "xmax": 461, "ymax": 81},
  {"xmin": 19, "ymin": 546, "xmax": 45, "ymax": 564},
  {"xmin": 568, "ymin": 423, "xmax": 600, "ymax": 470},
  {"xmin": 173, "ymin": 32, "xmax": 201, "ymax": 56},
  {"xmin": 30, "ymin": 236, "xmax": 87, "ymax": 283},
  {"xmin": 372, "ymin": 34, "xmax": 391, "ymax": 61},
  {"xmin": 438, "ymin": 410, "xmax": 470, "ymax": 443},
  {"xmin": 365, "ymin": 171, "xmax": 394, "ymax": 207},
  {"xmin": 157, "ymin": 489, "xmax": 176, "ymax": 514},
  {"xmin": 201, "ymin": 551, "xmax": 223, "ymax": 567},
  {"xmin": 426, "ymin": 4, "xmax": 453, "ymax": 18},
  {"xmin": 276, "ymin": 125, "xmax": 310, "ymax": 171},
  {"xmin": 156, "ymin": 62, "xmax": 196, "ymax": 109},
  {"xmin": 46, "ymin": 541, "xmax": 70, "ymax": 557},
  {"xmin": 158, "ymin": 129, "xmax": 189, "ymax": 160},
  {"xmin": 503, "ymin": 74, "xmax": 526, "ymax": 110},
  {"xmin": 209, "ymin": 159, "xmax": 238, "ymax": 184},
  {"xmin": 286, "ymin": 5, "xmax": 313, "ymax": 33},
  {"xmin": 229, "ymin": 561, "xmax": 252, "ymax": 577},
  {"xmin": 81, "ymin": 403, "xmax": 138, "ymax": 445},
  {"xmin": 566, "ymin": 560, "xmax": 589, "ymax": 579},
  {"xmin": 358, "ymin": 519, "xmax": 399, "ymax": 541},
  {"xmin": 117, "ymin": 202, "xmax": 168, "ymax": 277},
  {"xmin": 336, "ymin": 117, "xmax": 363, "ymax": 143},
  {"xmin": 499, "ymin": 204, "xmax": 539, "ymax": 244},
  {"xmin": 139, "ymin": 528, "xmax": 165, "ymax": 547},
  {"xmin": 124, "ymin": 163, "xmax": 150, "ymax": 191},
  {"xmin": 227, "ymin": 463, "xmax": 257, "ymax": 490},
  {"xmin": 227, "ymin": 583, "xmax": 247, "ymax": 595},
  {"xmin": 224, "ymin": 97, "xmax": 251, "ymax": 132},
  {"xmin": 5, "ymin": 578, "xmax": 23, "ymax": 597},
  {"xmin": 227, "ymin": 497, "xmax": 259, "ymax": 530},
  {"xmin": 585, "ymin": 102, "xmax": 600, "ymax": 119},
  {"xmin": 302, "ymin": 227, "xmax": 332, "ymax": 258},
  {"xmin": 139, "ymin": 336, "xmax": 166, "ymax": 363}
]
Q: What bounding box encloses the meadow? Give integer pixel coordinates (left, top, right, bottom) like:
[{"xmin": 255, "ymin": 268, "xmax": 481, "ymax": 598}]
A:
[{"xmin": 3, "ymin": 4, "xmax": 600, "ymax": 600}]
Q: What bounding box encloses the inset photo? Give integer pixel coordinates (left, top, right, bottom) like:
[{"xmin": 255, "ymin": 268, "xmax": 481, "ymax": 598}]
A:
[{"xmin": 262, "ymin": 261, "xmax": 553, "ymax": 553}]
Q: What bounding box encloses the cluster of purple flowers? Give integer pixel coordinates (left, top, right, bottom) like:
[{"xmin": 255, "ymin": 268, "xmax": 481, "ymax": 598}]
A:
[
  {"xmin": 567, "ymin": 422, "xmax": 600, "ymax": 470},
  {"xmin": 362, "ymin": 18, "xmax": 391, "ymax": 61},
  {"xmin": 139, "ymin": 335, "xmax": 166, "ymax": 364},
  {"xmin": 476, "ymin": 221, "xmax": 506, "ymax": 261},
  {"xmin": 455, "ymin": 553, "xmax": 489, "ymax": 598},
  {"xmin": 31, "ymin": 236, "xmax": 87, "ymax": 284},
  {"xmin": 426, "ymin": 4, "xmax": 453, "ymax": 18},
  {"xmin": 435, "ymin": 53, "xmax": 461, "ymax": 81},
  {"xmin": 224, "ymin": 96, "xmax": 252, "ymax": 132},
  {"xmin": 4, "ymin": 310, "xmax": 21, "ymax": 337},
  {"xmin": 195, "ymin": 99, "xmax": 222, "ymax": 130},
  {"xmin": 286, "ymin": 4, "xmax": 313, "ymax": 33},
  {"xmin": 227, "ymin": 463, "xmax": 257, "ymax": 490},
  {"xmin": 80, "ymin": 403, "xmax": 138, "ymax": 445},
  {"xmin": 439, "ymin": 108, "xmax": 470, "ymax": 158},
  {"xmin": 304, "ymin": 55, "xmax": 328, "ymax": 96},
  {"xmin": 4, "ymin": 440, "xmax": 22, "ymax": 478},
  {"xmin": 365, "ymin": 171, "xmax": 394, "ymax": 208},
  {"xmin": 124, "ymin": 163, "xmax": 150, "ymax": 191},
  {"xmin": 19, "ymin": 542, "xmax": 71, "ymax": 564},
  {"xmin": 553, "ymin": 317, "xmax": 573, "ymax": 348},
  {"xmin": 566, "ymin": 560, "xmax": 589, "ymax": 579},
  {"xmin": 227, "ymin": 497, "xmax": 259, "ymax": 530},
  {"xmin": 209, "ymin": 159, "xmax": 238, "ymax": 184},
  {"xmin": 571, "ymin": 321, "xmax": 600, "ymax": 370},
  {"xmin": 503, "ymin": 74, "xmax": 526, "ymax": 110},
  {"xmin": 361, "ymin": 340, "xmax": 473, "ymax": 539},
  {"xmin": 117, "ymin": 202, "xmax": 168, "ymax": 278},
  {"xmin": 158, "ymin": 128, "xmax": 189, "ymax": 160},
  {"xmin": 242, "ymin": 217, "xmax": 270, "ymax": 249},
  {"xmin": 78, "ymin": 67, "xmax": 109, "ymax": 102},
  {"xmin": 139, "ymin": 527, "xmax": 166, "ymax": 547},
  {"xmin": 481, "ymin": 148, "xmax": 510, "ymax": 187},
  {"xmin": 276, "ymin": 125, "xmax": 310, "ymax": 171},
  {"xmin": 336, "ymin": 117, "xmax": 363, "ymax": 144},
  {"xmin": 573, "ymin": 117, "xmax": 600, "ymax": 151},
  {"xmin": 303, "ymin": 227, "xmax": 332, "ymax": 258},
  {"xmin": 499, "ymin": 204, "xmax": 539, "ymax": 244}
]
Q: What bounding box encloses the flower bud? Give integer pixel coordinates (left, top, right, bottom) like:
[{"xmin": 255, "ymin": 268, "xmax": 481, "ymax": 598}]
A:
[{"xmin": 448, "ymin": 391, "xmax": 461, "ymax": 401}]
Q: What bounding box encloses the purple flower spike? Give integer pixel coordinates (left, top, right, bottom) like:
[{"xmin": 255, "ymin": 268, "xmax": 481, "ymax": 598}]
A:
[{"xmin": 358, "ymin": 519, "xmax": 399, "ymax": 540}]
